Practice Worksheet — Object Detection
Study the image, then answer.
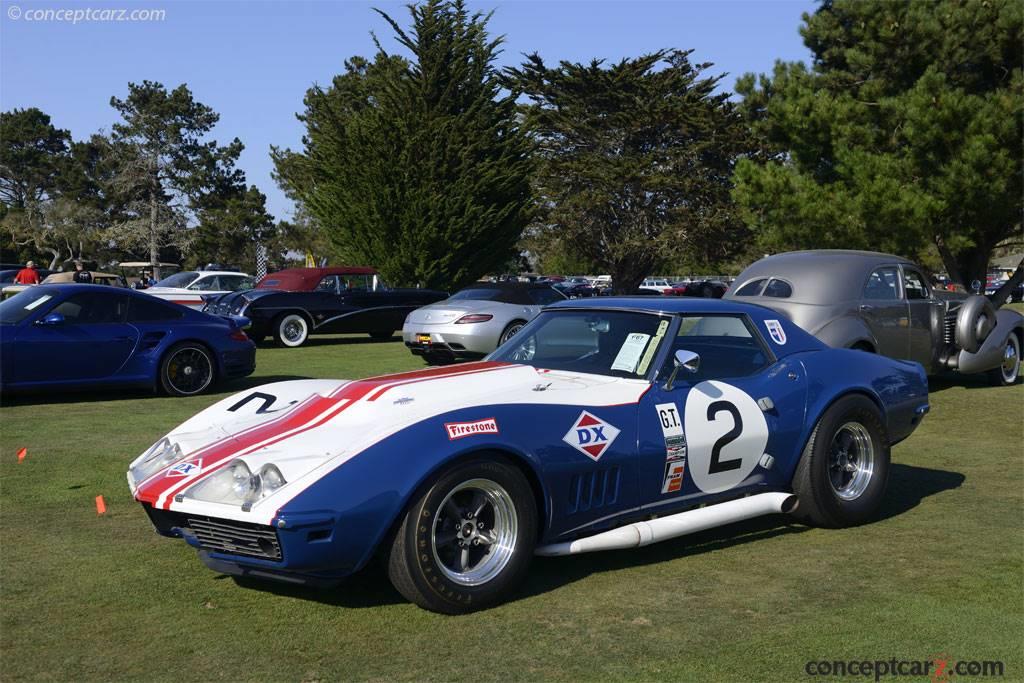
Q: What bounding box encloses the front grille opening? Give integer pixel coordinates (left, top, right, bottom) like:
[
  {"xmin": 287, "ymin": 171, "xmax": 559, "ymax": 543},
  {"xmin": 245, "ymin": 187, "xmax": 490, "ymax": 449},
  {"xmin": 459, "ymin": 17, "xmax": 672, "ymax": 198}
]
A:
[{"xmin": 187, "ymin": 516, "xmax": 283, "ymax": 561}]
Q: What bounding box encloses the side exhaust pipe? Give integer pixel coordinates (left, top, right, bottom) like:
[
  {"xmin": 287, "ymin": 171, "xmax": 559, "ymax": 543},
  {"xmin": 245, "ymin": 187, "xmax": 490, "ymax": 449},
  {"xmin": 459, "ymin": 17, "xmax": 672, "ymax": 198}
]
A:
[{"xmin": 535, "ymin": 492, "xmax": 798, "ymax": 557}]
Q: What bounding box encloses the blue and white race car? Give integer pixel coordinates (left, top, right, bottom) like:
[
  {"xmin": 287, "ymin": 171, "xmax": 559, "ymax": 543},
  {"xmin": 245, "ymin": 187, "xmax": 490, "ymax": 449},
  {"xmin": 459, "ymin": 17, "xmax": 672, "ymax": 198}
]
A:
[{"xmin": 129, "ymin": 298, "xmax": 929, "ymax": 613}]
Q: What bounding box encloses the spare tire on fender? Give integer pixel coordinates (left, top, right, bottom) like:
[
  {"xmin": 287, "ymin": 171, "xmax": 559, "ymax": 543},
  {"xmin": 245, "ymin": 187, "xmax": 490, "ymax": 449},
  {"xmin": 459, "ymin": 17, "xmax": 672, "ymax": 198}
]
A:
[{"xmin": 955, "ymin": 295, "xmax": 996, "ymax": 354}]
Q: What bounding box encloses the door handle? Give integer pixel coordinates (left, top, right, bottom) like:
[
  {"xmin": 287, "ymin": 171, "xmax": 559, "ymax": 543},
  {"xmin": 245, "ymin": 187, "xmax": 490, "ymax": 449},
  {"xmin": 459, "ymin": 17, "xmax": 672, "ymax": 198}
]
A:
[{"xmin": 859, "ymin": 304, "xmax": 874, "ymax": 312}]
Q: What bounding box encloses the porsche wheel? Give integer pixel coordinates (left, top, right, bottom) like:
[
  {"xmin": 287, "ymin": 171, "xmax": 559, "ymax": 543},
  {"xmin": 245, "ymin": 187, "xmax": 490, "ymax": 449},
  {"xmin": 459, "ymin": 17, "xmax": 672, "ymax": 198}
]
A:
[
  {"xmin": 386, "ymin": 458, "xmax": 537, "ymax": 614},
  {"xmin": 791, "ymin": 395, "xmax": 890, "ymax": 528},
  {"xmin": 274, "ymin": 313, "xmax": 309, "ymax": 348},
  {"xmin": 159, "ymin": 343, "xmax": 215, "ymax": 396},
  {"xmin": 988, "ymin": 334, "xmax": 1020, "ymax": 386},
  {"xmin": 499, "ymin": 320, "xmax": 527, "ymax": 346}
]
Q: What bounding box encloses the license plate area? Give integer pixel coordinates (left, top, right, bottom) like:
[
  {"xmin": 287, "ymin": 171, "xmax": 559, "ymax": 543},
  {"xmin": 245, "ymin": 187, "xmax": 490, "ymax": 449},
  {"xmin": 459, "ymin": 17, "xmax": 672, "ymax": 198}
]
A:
[{"xmin": 417, "ymin": 334, "xmax": 431, "ymax": 345}]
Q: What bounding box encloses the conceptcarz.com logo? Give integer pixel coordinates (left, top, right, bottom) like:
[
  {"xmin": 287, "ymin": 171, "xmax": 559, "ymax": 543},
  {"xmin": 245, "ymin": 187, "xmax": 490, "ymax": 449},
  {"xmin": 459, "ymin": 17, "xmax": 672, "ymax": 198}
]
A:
[{"xmin": 804, "ymin": 656, "xmax": 1005, "ymax": 682}]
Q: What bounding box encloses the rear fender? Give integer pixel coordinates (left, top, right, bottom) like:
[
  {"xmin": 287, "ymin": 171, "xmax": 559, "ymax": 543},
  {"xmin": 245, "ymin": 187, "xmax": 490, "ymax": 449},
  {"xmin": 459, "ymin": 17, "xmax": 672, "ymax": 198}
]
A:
[
  {"xmin": 958, "ymin": 308, "xmax": 1024, "ymax": 375},
  {"xmin": 813, "ymin": 315, "xmax": 876, "ymax": 351}
]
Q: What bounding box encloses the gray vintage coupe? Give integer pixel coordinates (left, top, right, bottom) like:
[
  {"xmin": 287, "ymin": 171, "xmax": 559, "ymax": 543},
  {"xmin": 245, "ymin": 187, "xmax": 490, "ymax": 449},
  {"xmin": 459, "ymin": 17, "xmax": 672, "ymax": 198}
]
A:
[{"xmin": 726, "ymin": 250, "xmax": 1022, "ymax": 386}]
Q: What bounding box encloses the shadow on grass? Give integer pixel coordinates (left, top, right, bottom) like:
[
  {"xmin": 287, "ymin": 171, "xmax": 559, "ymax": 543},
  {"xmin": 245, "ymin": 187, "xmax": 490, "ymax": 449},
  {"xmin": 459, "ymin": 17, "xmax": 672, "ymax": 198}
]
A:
[
  {"xmin": 257, "ymin": 335, "xmax": 401, "ymax": 349},
  {"xmin": 0, "ymin": 374, "xmax": 310, "ymax": 407},
  {"xmin": 927, "ymin": 373, "xmax": 1010, "ymax": 393},
  {"xmin": 228, "ymin": 463, "xmax": 964, "ymax": 610}
]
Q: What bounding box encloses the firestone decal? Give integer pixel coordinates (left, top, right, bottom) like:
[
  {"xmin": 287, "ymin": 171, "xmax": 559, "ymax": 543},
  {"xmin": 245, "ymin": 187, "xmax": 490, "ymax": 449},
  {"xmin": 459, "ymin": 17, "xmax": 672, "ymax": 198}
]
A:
[
  {"xmin": 445, "ymin": 418, "xmax": 499, "ymax": 440},
  {"xmin": 765, "ymin": 319, "xmax": 787, "ymax": 345},
  {"xmin": 562, "ymin": 411, "xmax": 620, "ymax": 461}
]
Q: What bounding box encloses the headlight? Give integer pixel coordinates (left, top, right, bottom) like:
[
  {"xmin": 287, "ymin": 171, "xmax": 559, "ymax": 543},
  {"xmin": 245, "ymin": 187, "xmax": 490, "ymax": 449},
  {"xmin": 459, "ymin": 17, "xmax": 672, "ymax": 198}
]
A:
[
  {"xmin": 128, "ymin": 438, "xmax": 184, "ymax": 487},
  {"xmin": 183, "ymin": 460, "xmax": 287, "ymax": 510}
]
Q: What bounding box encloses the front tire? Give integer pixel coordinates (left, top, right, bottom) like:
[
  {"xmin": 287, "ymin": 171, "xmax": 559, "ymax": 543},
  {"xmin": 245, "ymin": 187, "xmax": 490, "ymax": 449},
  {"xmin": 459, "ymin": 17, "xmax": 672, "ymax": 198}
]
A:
[
  {"xmin": 386, "ymin": 458, "xmax": 537, "ymax": 614},
  {"xmin": 159, "ymin": 342, "xmax": 215, "ymax": 396},
  {"xmin": 273, "ymin": 313, "xmax": 309, "ymax": 348},
  {"xmin": 792, "ymin": 395, "xmax": 890, "ymax": 528},
  {"xmin": 988, "ymin": 334, "xmax": 1020, "ymax": 386}
]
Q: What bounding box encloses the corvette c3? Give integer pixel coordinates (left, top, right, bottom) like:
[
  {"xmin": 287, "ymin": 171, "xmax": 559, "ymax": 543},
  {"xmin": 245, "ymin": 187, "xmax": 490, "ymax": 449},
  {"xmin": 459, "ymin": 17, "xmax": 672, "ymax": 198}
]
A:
[{"xmin": 129, "ymin": 298, "xmax": 929, "ymax": 613}]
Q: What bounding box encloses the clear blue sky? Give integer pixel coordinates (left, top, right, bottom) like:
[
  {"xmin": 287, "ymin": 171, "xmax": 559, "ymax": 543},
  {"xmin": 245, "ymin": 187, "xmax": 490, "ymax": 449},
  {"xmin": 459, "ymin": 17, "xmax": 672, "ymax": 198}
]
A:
[{"xmin": 0, "ymin": 0, "xmax": 815, "ymax": 222}]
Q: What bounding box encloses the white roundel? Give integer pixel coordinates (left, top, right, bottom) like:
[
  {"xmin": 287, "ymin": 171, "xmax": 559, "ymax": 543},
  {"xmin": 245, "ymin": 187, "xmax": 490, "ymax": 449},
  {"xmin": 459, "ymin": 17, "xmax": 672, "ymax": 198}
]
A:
[{"xmin": 684, "ymin": 380, "xmax": 769, "ymax": 493}]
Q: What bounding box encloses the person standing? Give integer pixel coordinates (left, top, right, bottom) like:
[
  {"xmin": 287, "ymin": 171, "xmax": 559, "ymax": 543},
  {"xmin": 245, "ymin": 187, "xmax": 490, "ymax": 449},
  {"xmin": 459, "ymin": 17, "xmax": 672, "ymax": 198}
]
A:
[
  {"xmin": 13, "ymin": 261, "xmax": 39, "ymax": 285},
  {"xmin": 72, "ymin": 261, "xmax": 93, "ymax": 284}
]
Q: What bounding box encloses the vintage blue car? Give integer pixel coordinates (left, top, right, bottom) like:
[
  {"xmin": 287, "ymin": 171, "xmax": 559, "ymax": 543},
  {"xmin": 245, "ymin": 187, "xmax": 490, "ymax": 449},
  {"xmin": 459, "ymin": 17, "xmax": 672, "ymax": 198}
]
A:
[
  {"xmin": 129, "ymin": 298, "xmax": 928, "ymax": 613},
  {"xmin": 0, "ymin": 284, "xmax": 255, "ymax": 396}
]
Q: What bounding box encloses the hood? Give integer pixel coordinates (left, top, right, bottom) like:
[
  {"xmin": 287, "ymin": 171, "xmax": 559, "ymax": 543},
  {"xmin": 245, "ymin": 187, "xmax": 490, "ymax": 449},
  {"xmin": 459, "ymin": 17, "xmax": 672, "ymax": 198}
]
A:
[{"xmin": 130, "ymin": 362, "xmax": 649, "ymax": 524}]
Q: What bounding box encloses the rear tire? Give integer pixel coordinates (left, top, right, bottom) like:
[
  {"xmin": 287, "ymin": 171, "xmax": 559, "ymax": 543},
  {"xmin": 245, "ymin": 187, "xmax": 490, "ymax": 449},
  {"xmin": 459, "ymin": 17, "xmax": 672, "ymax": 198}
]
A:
[
  {"xmin": 273, "ymin": 313, "xmax": 309, "ymax": 348},
  {"xmin": 792, "ymin": 395, "xmax": 889, "ymax": 528},
  {"xmin": 988, "ymin": 334, "xmax": 1020, "ymax": 386},
  {"xmin": 159, "ymin": 342, "xmax": 215, "ymax": 397},
  {"xmin": 499, "ymin": 320, "xmax": 527, "ymax": 346},
  {"xmin": 385, "ymin": 458, "xmax": 537, "ymax": 614}
]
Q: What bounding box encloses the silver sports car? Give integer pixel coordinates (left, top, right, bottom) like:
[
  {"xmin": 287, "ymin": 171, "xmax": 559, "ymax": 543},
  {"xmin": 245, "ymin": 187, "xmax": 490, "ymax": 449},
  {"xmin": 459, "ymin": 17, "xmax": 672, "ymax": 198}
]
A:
[
  {"xmin": 725, "ymin": 250, "xmax": 1023, "ymax": 385},
  {"xmin": 402, "ymin": 283, "xmax": 566, "ymax": 364}
]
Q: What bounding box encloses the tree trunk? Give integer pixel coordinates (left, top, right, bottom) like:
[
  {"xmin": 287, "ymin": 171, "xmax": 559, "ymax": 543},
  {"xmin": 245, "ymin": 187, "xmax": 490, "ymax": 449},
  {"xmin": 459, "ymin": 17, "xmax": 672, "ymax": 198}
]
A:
[
  {"xmin": 45, "ymin": 248, "xmax": 60, "ymax": 270},
  {"xmin": 149, "ymin": 189, "xmax": 160, "ymax": 280},
  {"xmin": 990, "ymin": 258, "xmax": 1024, "ymax": 308},
  {"xmin": 935, "ymin": 239, "xmax": 990, "ymax": 293}
]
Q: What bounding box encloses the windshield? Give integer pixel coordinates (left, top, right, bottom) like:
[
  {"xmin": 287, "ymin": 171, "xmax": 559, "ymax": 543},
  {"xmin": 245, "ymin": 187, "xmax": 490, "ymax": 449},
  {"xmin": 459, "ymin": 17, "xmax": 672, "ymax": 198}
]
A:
[
  {"xmin": 0, "ymin": 287, "xmax": 57, "ymax": 325},
  {"xmin": 489, "ymin": 309, "xmax": 671, "ymax": 379},
  {"xmin": 153, "ymin": 271, "xmax": 199, "ymax": 288}
]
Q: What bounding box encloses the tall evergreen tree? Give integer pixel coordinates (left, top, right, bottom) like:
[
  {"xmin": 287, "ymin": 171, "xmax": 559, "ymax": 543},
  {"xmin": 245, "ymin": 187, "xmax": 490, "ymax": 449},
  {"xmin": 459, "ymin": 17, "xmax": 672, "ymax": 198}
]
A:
[
  {"xmin": 733, "ymin": 0, "xmax": 1023, "ymax": 288},
  {"xmin": 273, "ymin": 0, "xmax": 532, "ymax": 289},
  {"xmin": 107, "ymin": 81, "xmax": 246, "ymax": 277},
  {"xmin": 508, "ymin": 50, "xmax": 755, "ymax": 293}
]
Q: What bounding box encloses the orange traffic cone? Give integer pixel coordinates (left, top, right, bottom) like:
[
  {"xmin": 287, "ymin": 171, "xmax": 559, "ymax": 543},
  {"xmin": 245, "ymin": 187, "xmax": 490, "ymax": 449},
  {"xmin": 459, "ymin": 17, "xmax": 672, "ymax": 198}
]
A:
[
  {"xmin": 16, "ymin": 447, "xmax": 26, "ymax": 463},
  {"xmin": 95, "ymin": 495, "xmax": 107, "ymax": 515}
]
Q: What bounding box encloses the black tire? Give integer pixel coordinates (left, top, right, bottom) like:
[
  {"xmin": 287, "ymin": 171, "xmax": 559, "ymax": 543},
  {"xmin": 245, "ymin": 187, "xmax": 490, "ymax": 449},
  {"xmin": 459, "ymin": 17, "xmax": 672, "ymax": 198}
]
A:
[
  {"xmin": 851, "ymin": 341, "xmax": 875, "ymax": 353},
  {"xmin": 988, "ymin": 333, "xmax": 1021, "ymax": 386},
  {"xmin": 159, "ymin": 342, "xmax": 216, "ymax": 397},
  {"xmin": 791, "ymin": 395, "xmax": 890, "ymax": 528},
  {"xmin": 248, "ymin": 334, "xmax": 266, "ymax": 345},
  {"xmin": 498, "ymin": 320, "xmax": 527, "ymax": 346},
  {"xmin": 273, "ymin": 312, "xmax": 310, "ymax": 348},
  {"xmin": 385, "ymin": 457, "xmax": 537, "ymax": 614},
  {"xmin": 422, "ymin": 352, "xmax": 455, "ymax": 366},
  {"xmin": 369, "ymin": 330, "xmax": 395, "ymax": 341}
]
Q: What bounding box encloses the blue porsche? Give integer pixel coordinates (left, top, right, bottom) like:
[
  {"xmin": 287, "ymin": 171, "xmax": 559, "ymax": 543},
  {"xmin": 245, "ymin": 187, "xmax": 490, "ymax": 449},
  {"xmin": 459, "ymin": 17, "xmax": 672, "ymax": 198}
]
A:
[
  {"xmin": 1, "ymin": 284, "xmax": 256, "ymax": 396},
  {"xmin": 129, "ymin": 298, "xmax": 928, "ymax": 613}
]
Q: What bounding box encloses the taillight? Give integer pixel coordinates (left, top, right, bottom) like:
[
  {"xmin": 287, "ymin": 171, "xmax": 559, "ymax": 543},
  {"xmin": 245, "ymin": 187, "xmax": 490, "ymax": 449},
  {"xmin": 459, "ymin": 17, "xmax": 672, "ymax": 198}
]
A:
[
  {"xmin": 229, "ymin": 329, "xmax": 249, "ymax": 342},
  {"xmin": 455, "ymin": 314, "xmax": 494, "ymax": 324}
]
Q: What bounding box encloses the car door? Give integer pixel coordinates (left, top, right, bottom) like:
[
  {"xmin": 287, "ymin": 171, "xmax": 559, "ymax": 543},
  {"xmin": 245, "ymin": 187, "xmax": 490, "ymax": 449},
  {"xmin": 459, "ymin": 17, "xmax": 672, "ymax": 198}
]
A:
[
  {"xmin": 13, "ymin": 290, "xmax": 137, "ymax": 383},
  {"xmin": 637, "ymin": 314, "xmax": 808, "ymax": 511},
  {"xmin": 859, "ymin": 265, "xmax": 908, "ymax": 358},
  {"xmin": 901, "ymin": 265, "xmax": 938, "ymax": 369}
]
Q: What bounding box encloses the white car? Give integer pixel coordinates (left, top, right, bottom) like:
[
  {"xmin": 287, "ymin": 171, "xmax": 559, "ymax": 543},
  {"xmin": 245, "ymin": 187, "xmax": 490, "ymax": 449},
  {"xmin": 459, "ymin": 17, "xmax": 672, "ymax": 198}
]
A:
[
  {"xmin": 640, "ymin": 278, "xmax": 671, "ymax": 293},
  {"xmin": 144, "ymin": 271, "xmax": 253, "ymax": 310}
]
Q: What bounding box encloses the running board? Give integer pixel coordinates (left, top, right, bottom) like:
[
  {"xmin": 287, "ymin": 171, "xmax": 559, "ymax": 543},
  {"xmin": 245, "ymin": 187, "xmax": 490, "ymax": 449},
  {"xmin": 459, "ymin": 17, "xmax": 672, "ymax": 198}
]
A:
[{"xmin": 535, "ymin": 492, "xmax": 798, "ymax": 557}]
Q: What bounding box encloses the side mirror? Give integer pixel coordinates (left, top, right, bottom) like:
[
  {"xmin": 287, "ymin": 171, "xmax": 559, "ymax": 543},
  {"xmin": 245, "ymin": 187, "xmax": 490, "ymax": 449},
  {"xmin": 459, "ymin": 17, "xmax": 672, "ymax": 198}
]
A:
[
  {"xmin": 36, "ymin": 312, "xmax": 65, "ymax": 326},
  {"xmin": 664, "ymin": 349, "xmax": 700, "ymax": 391}
]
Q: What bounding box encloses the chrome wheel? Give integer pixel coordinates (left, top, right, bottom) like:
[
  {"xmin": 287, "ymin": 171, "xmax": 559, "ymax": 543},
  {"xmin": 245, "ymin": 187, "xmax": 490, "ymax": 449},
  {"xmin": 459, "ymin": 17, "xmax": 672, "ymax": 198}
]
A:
[
  {"xmin": 1001, "ymin": 336, "xmax": 1020, "ymax": 384},
  {"xmin": 164, "ymin": 346, "xmax": 213, "ymax": 395},
  {"xmin": 828, "ymin": 422, "xmax": 875, "ymax": 501},
  {"xmin": 431, "ymin": 478, "xmax": 518, "ymax": 587},
  {"xmin": 500, "ymin": 322, "xmax": 525, "ymax": 345},
  {"xmin": 278, "ymin": 313, "xmax": 308, "ymax": 347}
]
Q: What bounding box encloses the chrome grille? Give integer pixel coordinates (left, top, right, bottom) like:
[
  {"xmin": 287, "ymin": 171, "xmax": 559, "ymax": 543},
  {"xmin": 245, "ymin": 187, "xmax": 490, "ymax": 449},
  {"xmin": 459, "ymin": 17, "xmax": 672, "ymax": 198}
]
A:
[
  {"xmin": 944, "ymin": 312, "xmax": 957, "ymax": 345},
  {"xmin": 187, "ymin": 517, "xmax": 282, "ymax": 561}
]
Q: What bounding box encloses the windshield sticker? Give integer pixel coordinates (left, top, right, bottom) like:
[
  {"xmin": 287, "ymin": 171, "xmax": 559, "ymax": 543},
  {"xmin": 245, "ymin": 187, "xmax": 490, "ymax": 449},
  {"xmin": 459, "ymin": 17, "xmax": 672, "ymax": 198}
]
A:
[
  {"xmin": 636, "ymin": 319, "xmax": 669, "ymax": 375},
  {"xmin": 611, "ymin": 332, "xmax": 651, "ymax": 373},
  {"xmin": 23, "ymin": 295, "xmax": 52, "ymax": 311},
  {"xmin": 765, "ymin": 319, "xmax": 787, "ymax": 345}
]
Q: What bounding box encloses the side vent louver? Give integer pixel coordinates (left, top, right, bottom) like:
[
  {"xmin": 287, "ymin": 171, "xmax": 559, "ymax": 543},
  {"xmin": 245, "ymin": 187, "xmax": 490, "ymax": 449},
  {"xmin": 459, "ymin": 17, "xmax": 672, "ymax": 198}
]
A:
[{"xmin": 568, "ymin": 467, "xmax": 621, "ymax": 514}]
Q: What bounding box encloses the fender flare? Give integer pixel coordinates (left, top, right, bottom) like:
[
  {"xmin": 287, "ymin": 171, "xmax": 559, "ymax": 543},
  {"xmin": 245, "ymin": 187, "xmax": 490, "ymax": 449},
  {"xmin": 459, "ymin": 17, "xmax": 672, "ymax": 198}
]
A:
[
  {"xmin": 955, "ymin": 295, "xmax": 997, "ymax": 354},
  {"xmin": 958, "ymin": 308, "xmax": 1024, "ymax": 375},
  {"xmin": 813, "ymin": 315, "xmax": 877, "ymax": 351}
]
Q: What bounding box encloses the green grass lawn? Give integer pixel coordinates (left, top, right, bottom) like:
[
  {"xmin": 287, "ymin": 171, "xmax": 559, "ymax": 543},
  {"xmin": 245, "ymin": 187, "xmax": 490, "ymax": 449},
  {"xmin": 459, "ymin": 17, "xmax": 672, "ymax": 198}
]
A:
[{"xmin": 1, "ymin": 329, "xmax": 1022, "ymax": 682}]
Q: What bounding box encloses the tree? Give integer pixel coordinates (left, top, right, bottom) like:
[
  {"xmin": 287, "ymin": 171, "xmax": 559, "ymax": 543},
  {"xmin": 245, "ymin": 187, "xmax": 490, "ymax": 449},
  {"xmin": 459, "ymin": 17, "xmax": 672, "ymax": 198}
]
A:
[
  {"xmin": 508, "ymin": 50, "xmax": 755, "ymax": 293},
  {"xmin": 191, "ymin": 185, "xmax": 278, "ymax": 268},
  {"xmin": 273, "ymin": 0, "xmax": 532, "ymax": 290},
  {"xmin": 106, "ymin": 81, "xmax": 246, "ymax": 277},
  {"xmin": 733, "ymin": 0, "xmax": 1023, "ymax": 288}
]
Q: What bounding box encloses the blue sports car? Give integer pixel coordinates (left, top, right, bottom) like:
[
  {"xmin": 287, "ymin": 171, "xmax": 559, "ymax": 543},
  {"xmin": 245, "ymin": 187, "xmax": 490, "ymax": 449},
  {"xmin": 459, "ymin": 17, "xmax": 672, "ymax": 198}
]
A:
[
  {"xmin": 1, "ymin": 284, "xmax": 256, "ymax": 396},
  {"xmin": 129, "ymin": 298, "xmax": 929, "ymax": 613}
]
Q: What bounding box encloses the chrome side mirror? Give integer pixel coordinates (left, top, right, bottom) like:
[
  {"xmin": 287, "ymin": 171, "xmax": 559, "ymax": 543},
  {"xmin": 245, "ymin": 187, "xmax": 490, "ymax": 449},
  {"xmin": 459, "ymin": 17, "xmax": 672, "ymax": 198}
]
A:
[{"xmin": 664, "ymin": 349, "xmax": 700, "ymax": 390}]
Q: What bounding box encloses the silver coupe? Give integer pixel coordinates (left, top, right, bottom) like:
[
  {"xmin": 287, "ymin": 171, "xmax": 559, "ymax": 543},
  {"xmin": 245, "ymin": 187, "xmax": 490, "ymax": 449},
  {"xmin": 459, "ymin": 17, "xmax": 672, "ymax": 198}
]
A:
[
  {"xmin": 725, "ymin": 250, "xmax": 1022, "ymax": 385},
  {"xmin": 403, "ymin": 283, "xmax": 566, "ymax": 364}
]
